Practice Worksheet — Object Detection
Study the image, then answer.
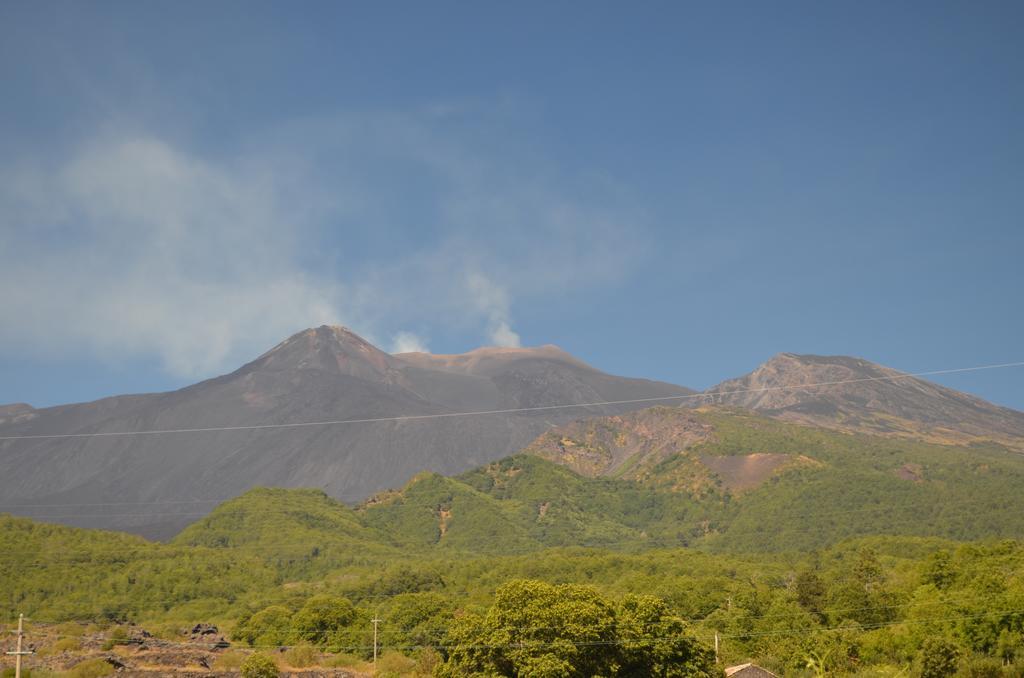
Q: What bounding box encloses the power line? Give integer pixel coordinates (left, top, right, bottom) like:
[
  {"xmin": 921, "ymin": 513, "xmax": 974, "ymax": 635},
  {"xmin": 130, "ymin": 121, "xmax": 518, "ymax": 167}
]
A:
[{"xmin": 2, "ymin": 360, "xmax": 1021, "ymax": 441}]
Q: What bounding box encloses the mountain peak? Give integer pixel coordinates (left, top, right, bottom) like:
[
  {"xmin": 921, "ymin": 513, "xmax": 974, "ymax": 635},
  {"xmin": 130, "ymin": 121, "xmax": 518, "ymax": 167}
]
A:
[
  {"xmin": 248, "ymin": 325, "xmax": 401, "ymax": 380},
  {"xmin": 704, "ymin": 353, "xmax": 1024, "ymax": 447},
  {"xmin": 0, "ymin": 402, "xmax": 37, "ymax": 426}
]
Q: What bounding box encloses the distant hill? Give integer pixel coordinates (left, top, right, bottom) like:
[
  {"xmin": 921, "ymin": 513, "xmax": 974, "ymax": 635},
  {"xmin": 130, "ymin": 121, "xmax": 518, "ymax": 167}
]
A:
[
  {"xmin": 0, "ymin": 326, "xmax": 691, "ymax": 538},
  {"xmin": 702, "ymin": 353, "xmax": 1024, "ymax": 450},
  {"xmin": 108, "ymin": 408, "xmax": 1024, "ymax": 555},
  {"xmin": 358, "ymin": 405, "xmax": 1024, "ymax": 557}
]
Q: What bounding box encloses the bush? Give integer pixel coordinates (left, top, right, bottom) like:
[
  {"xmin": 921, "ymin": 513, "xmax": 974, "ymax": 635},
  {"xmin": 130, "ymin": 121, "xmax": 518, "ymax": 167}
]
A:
[
  {"xmin": 415, "ymin": 647, "xmax": 441, "ymax": 675},
  {"xmin": 241, "ymin": 652, "xmax": 280, "ymax": 678},
  {"xmin": 100, "ymin": 625, "xmax": 128, "ymax": 651},
  {"xmin": 376, "ymin": 650, "xmax": 416, "ymax": 677},
  {"xmin": 212, "ymin": 649, "xmax": 248, "ymax": 671},
  {"xmin": 54, "ymin": 622, "xmax": 86, "ymax": 637},
  {"xmin": 40, "ymin": 637, "xmax": 81, "ymax": 655},
  {"xmin": 67, "ymin": 658, "xmax": 115, "ymax": 678},
  {"xmin": 284, "ymin": 643, "xmax": 319, "ymax": 668},
  {"xmin": 955, "ymin": 656, "xmax": 1004, "ymax": 678}
]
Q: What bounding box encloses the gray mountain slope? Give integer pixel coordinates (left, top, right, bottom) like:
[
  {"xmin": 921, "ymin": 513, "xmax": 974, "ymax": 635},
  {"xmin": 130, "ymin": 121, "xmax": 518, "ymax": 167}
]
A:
[
  {"xmin": 702, "ymin": 352, "xmax": 1024, "ymax": 449},
  {"xmin": 0, "ymin": 326, "xmax": 693, "ymax": 538}
]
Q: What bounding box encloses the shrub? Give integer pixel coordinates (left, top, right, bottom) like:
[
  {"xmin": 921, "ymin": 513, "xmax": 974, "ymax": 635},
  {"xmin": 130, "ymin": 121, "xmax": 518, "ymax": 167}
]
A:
[
  {"xmin": 284, "ymin": 644, "xmax": 319, "ymax": 668},
  {"xmin": 100, "ymin": 625, "xmax": 128, "ymax": 650},
  {"xmin": 54, "ymin": 622, "xmax": 86, "ymax": 637},
  {"xmin": 415, "ymin": 647, "xmax": 441, "ymax": 675},
  {"xmin": 39, "ymin": 637, "xmax": 81, "ymax": 655},
  {"xmin": 375, "ymin": 650, "xmax": 416, "ymax": 677},
  {"xmin": 67, "ymin": 658, "xmax": 115, "ymax": 678},
  {"xmin": 213, "ymin": 649, "xmax": 248, "ymax": 671},
  {"xmin": 241, "ymin": 652, "xmax": 280, "ymax": 678},
  {"xmin": 955, "ymin": 656, "xmax": 1004, "ymax": 678}
]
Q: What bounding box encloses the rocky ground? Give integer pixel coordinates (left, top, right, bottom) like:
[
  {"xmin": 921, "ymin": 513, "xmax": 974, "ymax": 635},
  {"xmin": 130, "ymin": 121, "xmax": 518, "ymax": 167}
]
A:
[{"xmin": 1, "ymin": 623, "xmax": 367, "ymax": 676}]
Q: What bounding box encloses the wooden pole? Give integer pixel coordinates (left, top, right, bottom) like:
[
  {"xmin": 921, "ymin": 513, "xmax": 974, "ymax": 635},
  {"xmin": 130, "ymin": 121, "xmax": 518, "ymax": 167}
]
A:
[
  {"xmin": 15, "ymin": 614, "xmax": 23, "ymax": 678},
  {"xmin": 5, "ymin": 614, "xmax": 33, "ymax": 678},
  {"xmin": 372, "ymin": 616, "xmax": 381, "ymax": 672}
]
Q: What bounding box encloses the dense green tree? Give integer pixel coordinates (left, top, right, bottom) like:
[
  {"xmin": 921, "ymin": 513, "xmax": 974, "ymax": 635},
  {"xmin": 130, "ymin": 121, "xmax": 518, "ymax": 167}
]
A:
[
  {"xmin": 920, "ymin": 637, "xmax": 961, "ymax": 678},
  {"xmin": 290, "ymin": 595, "xmax": 357, "ymax": 645},
  {"xmin": 922, "ymin": 551, "xmax": 956, "ymax": 589},
  {"xmin": 853, "ymin": 548, "xmax": 885, "ymax": 592},
  {"xmin": 794, "ymin": 570, "xmax": 827, "ymax": 620},
  {"xmin": 436, "ymin": 580, "xmax": 717, "ymax": 677},
  {"xmin": 438, "ymin": 580, "xmax": 618, "ymax": 677},
  {"xmin": 616, "ymin": 594, "xmax": 716, "ymax": 677},
  {"xmin": 379, "ymin": 591, "xmax": 455, "ymax": 649},
  {"xmin": 234, "ymin": 605, "xmax": 293, "ymax": 646}
]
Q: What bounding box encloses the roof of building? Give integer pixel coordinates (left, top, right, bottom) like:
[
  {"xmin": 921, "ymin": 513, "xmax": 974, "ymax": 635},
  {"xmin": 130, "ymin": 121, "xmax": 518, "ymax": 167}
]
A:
[{"xmin": 725, "ymin": 663, "xmax": 780, "ymax": 678}]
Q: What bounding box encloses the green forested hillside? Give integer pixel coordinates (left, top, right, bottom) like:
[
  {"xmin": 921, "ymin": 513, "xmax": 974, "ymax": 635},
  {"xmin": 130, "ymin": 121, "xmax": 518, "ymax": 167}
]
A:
[
  {"xmin": 3, "ymin": 407, "xmax": 1024, "ymax": 675},
  {"xmin": 359, "ymin": 408, "xmax": 1024, "ymax": 553}
]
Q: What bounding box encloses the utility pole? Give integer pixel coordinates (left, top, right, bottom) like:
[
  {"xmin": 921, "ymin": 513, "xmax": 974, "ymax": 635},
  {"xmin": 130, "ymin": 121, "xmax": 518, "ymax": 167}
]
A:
[
  {"xmin": 6, "ymin": 614, "xmax": 33, "ymax": 678},
  {"xmin": 714, "ymin": 632, "xmax": 720, "ymax": 665},
  {"xmin": 371, "ymin": 615, "xmax": 382, "ymax": 672}
]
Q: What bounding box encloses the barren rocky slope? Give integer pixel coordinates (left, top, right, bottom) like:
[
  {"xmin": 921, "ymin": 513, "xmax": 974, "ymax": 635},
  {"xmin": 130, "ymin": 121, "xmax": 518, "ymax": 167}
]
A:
[{"xmin": 702, "ymin": 353, "xmax": 1024, "ymax": 450}]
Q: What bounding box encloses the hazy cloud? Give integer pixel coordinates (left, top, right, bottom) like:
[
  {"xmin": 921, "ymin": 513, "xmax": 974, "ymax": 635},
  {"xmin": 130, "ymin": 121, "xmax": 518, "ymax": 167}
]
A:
[
  {"xmin": 0, "ymin": 136, "xmax": 348, "ymax": 377},
  {"xmin": 0, "ymin": 106, "xmax": 649, "ymax": 377}
]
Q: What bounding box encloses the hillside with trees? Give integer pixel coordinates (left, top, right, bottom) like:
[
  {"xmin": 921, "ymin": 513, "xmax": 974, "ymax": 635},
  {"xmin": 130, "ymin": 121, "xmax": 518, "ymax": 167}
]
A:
[{"xmin": 3, "ymin": 406, "xmax": 1024, "ymax": 674}]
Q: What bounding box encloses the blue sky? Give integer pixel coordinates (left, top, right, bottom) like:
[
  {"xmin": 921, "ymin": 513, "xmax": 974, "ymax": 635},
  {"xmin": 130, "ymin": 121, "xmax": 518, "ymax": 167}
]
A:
[{"xmin": 1, "ymin": 1, "xmax": 1022, "ymax": 409}]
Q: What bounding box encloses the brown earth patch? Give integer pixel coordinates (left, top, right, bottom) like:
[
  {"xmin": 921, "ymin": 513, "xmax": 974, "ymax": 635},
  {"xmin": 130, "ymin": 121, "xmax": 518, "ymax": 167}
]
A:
[
  {"xmin": 437, "ymin": 506, "xmax": 452, "ymax": 537},
  {"xmin": 895, "ymin": 463, "xmax": 924, "ymax": 482},
  {"xmin": 699, "ymin": 453, "xmax": 817, "ymax": 492},
  {"xmin": 525, "ymin": 407, "xmax": 714, "ymax": 478}
]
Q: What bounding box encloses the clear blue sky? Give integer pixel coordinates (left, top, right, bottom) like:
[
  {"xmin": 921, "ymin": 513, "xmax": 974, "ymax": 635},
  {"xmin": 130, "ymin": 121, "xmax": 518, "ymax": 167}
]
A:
[{"xmin": 1, "ymin": 1, "xmax": 1022, "ymax": 409}]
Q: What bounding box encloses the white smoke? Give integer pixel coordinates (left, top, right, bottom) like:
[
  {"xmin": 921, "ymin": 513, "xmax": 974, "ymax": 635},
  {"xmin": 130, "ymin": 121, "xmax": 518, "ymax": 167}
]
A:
[
  {"xmin": 390, "ymin": 331, "xmax": 430, "ymax": 354},
  {"xmin": 466, "ymin": 272, "xmax": 521, "ymax": 348}
]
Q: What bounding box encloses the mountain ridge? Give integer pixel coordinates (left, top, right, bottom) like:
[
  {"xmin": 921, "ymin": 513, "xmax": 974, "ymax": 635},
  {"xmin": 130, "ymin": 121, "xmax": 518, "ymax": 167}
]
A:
[
  {"xmin": 0, "ymin": 326, "xmax": 693, "ymax": 538},
  {"xmin": 702, "ymin": 352, "xmax": 1024, "ymax": 449},
  {"xmin": 3, "ymin": 331, "xmax": 1022, "ymax": 539}
]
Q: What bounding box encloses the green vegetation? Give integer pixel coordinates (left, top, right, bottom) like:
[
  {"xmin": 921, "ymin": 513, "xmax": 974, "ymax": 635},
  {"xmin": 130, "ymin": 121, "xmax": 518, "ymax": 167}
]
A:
[
  {"xmin": 240, "ymin": 652, "xmax": 279, "ymax": 678},
  {"xmin": 437, "ymin": 580, "xmax": 715, "ymax": 677},
  {"xmin": 2, "ymin": 408, "xmax": 1024, "ymax": 675}
]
